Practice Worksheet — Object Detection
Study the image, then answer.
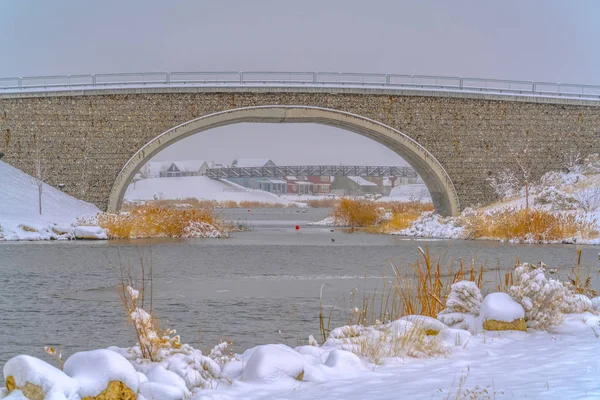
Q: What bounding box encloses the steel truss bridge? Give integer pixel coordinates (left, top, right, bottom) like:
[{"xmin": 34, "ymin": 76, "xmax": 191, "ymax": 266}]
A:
[{"xmin": 205, "ymin": 165, "xmax": 417, "ymax": 179}]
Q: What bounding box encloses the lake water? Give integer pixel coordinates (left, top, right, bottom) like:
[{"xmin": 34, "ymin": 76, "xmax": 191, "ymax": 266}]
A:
[{"xmin": 0, "ymin": 208, "xmax": 598, "ymax": 365}]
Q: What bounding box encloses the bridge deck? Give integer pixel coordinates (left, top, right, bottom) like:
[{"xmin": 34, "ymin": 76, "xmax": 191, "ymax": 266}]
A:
[
  {"xmin": 205, "ymin": 165, "xmax": 417, "ymax": 179},
  {"xmin": 1, "ymin": 71, "xmax": 600, "ymax": 102}
]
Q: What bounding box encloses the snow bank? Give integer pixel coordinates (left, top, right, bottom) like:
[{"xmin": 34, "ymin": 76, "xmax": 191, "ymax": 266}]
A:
[
  {"xmin": 394, "ymin": 212, "xmax": 465, "ymax": 239},
  {"xmin": 139, "ymin": 365, "xmax": 191, "ymax": 400},
  {"xmin": 63, "ymin": 349, "xmax": 139, "ymax": 398},
  {"xmin": 377, "ymin": 183, "xmax": 431, "ymax": 202},
  {"xmin": 0, "ymin": 162, "xmax": 101, "ymax": 241},
  {"xmin": 73, "ymin": 226, "xmax": 108, "ymax": 240},
  {"xmin": 125, "ymin": 176, "xmax": 299, "ymax": 206},
  {"xmin": 242, "ymin": 344, "xmax": 305, "ymax": 383}
]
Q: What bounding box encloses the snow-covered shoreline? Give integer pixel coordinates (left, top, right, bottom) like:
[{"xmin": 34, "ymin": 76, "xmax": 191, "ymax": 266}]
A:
[
  {"xmin": 0, "ymin": 162, "xmax": 106, "ymax": 241},
  {"xmin": 3, "ymin": 274, "xmax": 600, "ymax": 400},
  {"xmin": 311, "ymin": 161, "xmax": 600, "ymax": 245}
]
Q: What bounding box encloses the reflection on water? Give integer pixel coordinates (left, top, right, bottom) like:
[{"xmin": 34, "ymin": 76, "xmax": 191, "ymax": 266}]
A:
[{"xmin": 0, "ymin": 208, "xmax": 598, "ymax": 365}]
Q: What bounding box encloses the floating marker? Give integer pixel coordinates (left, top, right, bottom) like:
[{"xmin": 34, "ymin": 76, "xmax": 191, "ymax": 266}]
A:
[{"xmin": 295, "ymin": 225, "xmax": 300, "ymax": 230}]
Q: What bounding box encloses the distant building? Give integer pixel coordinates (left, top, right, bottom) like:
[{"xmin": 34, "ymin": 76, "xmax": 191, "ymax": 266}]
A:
[
  {"xmin": 231, "ymin": 158, "xmax": 276, "ymax": 168},
  {"xmin": 330, "ymin": 176, "xmax": 378, "ymax": 195},
  {"xmin": 138, "ymin": 160, "xmax": 209, "ymax": 178},
  {"xmin": 228, "ymin": 158, "xmax": 286, "ymax": 194},
  {"xmin": 286, "ymin": 175, "xmax": 332, "ymax": 195}
]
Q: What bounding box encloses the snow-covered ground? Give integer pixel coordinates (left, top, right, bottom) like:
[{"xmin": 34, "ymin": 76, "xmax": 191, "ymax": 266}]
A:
[
  {"xmin": 125, "ymin": 176, "xmax": 301, "ymax": 206},
  {"xmin": 3, "ymin": 281, "xmax": 600, "ymax": 400},
  {"xmin": 397, "ymin": 168, "xmax": 600, "ymax": 244},
  {"xmin": 0, "ymin": 161, "xmax": 102, "ymax": 240},
  {"xmin": 378, "ymin": 183, "xmax": 431, "ymax": 202}
]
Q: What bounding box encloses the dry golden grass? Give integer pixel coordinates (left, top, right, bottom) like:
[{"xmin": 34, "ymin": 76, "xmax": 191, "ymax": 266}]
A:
[
  {"xmin": 18, "ymin": 224, "xmax": 38, "ymax": 232},
  {"xmin": 379, "ymin": 201, "xmax": 435, "ymax": 214},
  {"xmin": 568, "ymin": 249, "xmax": 599, "ymax": 298},
  {"xmin": 330, "ymin": 198, "xmax": 434, "ymax": 232},
  {"xmin": 345, "ymin": 321, "xmax": 448, "ymax": 364},
  {"xmin": 332, "ymin": 198, "xmax": 379, "ymax": 227},
  {"xmin": 463, "ymin": 207, "xmax": 598, "ymax": 242},
  {"xmin": 301, "ymin": 198, "xmax": 341, "ymax": 208},
  {"xmin": 390, "ymin": 247, "xmax": 484, "ymax": 319},
  {"xmin": 238, "ymin": 200, "xmax": 296, "ymax": 209},
  {"xmin": 86, "ymin": 205, "xmax": 223, "ymax": 239},
  {"xmin": 337, "ymin": 247, "xmax": 485, "ymax": 332}
]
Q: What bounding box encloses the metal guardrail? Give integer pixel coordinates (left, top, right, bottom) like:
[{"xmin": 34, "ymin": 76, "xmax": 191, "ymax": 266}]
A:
[
  {"xmin": 0, "ymin": 71, "xmax": 599, "ymax": 99},
  {"xmin": 206, "ymin": 165, "xmax": 417, "ymax": 179}
]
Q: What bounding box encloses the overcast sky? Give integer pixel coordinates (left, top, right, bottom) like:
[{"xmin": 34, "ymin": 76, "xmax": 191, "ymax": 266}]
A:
[{"xmin": 1, "ymin": 0, "xmax": 598, "ymax": 165}]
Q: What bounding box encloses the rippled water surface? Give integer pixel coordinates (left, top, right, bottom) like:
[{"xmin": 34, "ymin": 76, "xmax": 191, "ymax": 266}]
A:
[{"xmin": 1, "ymin": 208, "xmax": 599, "ymax": 365}]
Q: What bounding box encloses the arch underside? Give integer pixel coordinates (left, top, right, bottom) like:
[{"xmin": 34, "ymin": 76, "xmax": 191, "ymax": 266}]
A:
[{"xmin": 108, "ymin": 106, "xmax": 460, "ymax": 216}]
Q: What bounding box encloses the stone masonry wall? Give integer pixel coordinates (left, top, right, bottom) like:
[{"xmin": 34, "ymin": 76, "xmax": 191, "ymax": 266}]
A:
[{"xmin": 0, "ymin": 91, "xmax": 599, "ymax": 211}]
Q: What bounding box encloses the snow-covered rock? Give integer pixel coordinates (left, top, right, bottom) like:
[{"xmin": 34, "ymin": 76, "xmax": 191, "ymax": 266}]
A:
[
  {"xmin": 63, "ymin": 349, "xmax": 139, "ymax": 398},
  {"xmin": 399, "ymin": 315, "xmax": 448, "ymax": 335},
  {"xmin": 73, "ymin": 226, "xmax": 108, "ymax": 240},
  {"xmin": 324, "ymin": 349, "xmax": 364, "ymax": 371},
  {"xmin": 3, "ymin": 355, "xmax": 78, "ymax": 400},
  {"xmin": 242, "ymin": 344, "xmax": 305, "ymax": 383},
  {"xmin": 481, "ymin": 293, "xmax": 526, "ymax": 331},
  {"xmin": 145, "ymin": 365, "xmax": 190, "ymax": 397},
  {"xmin": 591, "ymin": 297, "xmax": 600, "ymax": 311},
  {"xmin": 481, "ymin": 293, "xmax": 525, "ymax": 322}
]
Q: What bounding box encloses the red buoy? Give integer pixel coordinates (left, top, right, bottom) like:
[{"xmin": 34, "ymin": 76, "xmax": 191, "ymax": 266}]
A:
[
  {"xmin": 295, "ymin": 225, "xmax": 300, "ymax": 230},
  {"xmin": 248, "ymin": 209, "xmax": 251, "ymax": 212}
]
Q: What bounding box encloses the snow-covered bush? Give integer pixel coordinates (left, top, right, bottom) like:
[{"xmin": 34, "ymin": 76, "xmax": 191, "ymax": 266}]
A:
[
  {"xmin": 437, "ymin": 281, "xmax": 483, "ymax": 333},
  {"xmin": 440, "ymin": 281, "xmax": 483, "ymax": 316},
  {"xmin": 324, "ymin": 319, "xmax": 449, "ymax": 364},
  {"xmin": 536, "ymin": 170, "xmax": 584, "ymax": 190},
  {"xmin": 534, "ymin": 187, "xmax": 577, "ymax": 210},
  {"xmin": 116, "ymin": 286, "xmax": 225, "ymax": 390},
  {"xmin": 398, "ymin": 211, "xmax": 465, "ymax": 239},
  {"xmin": 582, "ymin": 154, "xmax": 600, "ymax": 174},
  {"xmin": 508, "ymin": 263, "xmax": 575, "ymax": 330}
]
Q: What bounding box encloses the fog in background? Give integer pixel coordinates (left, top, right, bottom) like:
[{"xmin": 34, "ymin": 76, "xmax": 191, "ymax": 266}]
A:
[
  {"xmin": 153, "ymin": 124, "xmax": 407, "ymax": 166},
  {"xmin": 2, "ymin": 0, "xmax": 598, "ymax": 164}
]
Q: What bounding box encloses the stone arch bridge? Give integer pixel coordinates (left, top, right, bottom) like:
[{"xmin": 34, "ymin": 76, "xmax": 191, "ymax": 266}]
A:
[{"xmin": 0, "ymin": 72, "xmax": 599, "ymax": 216}]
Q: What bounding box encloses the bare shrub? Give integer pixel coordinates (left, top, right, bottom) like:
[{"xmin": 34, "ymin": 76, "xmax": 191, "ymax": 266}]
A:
[
  {"xmin": 486, "ymin": 169, "xmax": 518, "ymax": 200},
  {"xmin": 302, "ymin": 198, "xmax": 341, "ymax": 208},
  {"xmin": 572, "ymin": 186, "xmax": 600, "ymax": 212}
]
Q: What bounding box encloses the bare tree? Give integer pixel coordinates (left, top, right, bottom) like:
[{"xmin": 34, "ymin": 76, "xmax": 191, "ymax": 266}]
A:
[
  {"xmin": 508, "ymin": 140, "xmax": 536, "ymax": 211},
  {"xmin": 31, "ymin": 133, "xmax": 46, "ymax": 215},
  {"xmin": 138, "ymin": 164, "xmax": 152, "ymax": 180}
]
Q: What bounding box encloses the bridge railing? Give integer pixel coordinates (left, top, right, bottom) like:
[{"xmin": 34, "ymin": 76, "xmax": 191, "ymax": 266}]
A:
[
  {"xmin": 205, "ymin": 165, "xmax": 418, "ymax": 179},
  {"xmin": 1, "ymin": 71, "xmax": 599, "ymax": 100}
]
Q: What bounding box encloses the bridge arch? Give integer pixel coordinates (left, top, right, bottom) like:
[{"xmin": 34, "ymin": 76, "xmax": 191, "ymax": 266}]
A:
[{"xmin": 108, "ymin": 106, "xmax": 460, "ymax": 216}]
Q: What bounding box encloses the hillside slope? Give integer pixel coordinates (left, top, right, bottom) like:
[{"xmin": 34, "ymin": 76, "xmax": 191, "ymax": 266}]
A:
[{"xmin": 0, "ymin": 161, "xmax": 100, "ymax": 240}]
